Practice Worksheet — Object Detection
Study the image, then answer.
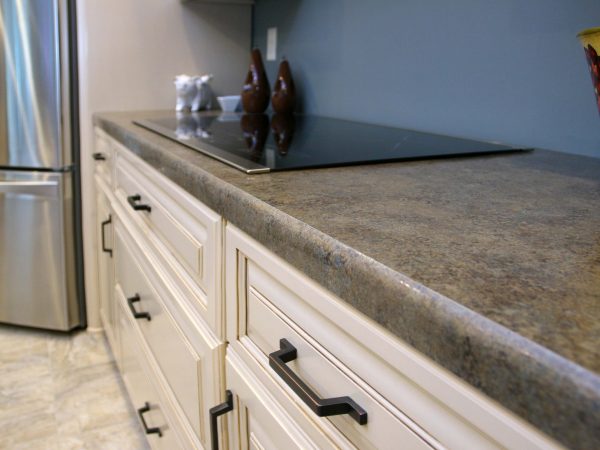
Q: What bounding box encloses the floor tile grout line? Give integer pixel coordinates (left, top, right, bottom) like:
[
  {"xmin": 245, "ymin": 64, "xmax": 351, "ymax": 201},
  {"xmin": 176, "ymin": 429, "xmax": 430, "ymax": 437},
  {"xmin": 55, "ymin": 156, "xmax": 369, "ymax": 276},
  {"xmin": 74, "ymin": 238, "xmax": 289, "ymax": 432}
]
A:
[{"xmin": 1, "ymin": 326, "xmax": 148, "ymax": 449}]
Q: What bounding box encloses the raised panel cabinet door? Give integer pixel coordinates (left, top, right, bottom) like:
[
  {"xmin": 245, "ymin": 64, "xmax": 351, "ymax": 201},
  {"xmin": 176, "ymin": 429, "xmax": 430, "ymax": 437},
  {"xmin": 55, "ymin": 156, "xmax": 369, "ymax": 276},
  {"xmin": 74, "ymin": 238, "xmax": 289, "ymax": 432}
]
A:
[{"xmin": 95, "ymin": 176, "xmax": 116, "ymax": 348}]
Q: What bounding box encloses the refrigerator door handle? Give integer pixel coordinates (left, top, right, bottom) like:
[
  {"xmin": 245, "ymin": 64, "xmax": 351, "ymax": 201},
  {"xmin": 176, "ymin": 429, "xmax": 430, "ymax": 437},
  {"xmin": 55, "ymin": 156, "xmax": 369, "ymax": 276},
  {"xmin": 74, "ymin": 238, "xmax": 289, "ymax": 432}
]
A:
[{"xmin": 0, "ymin": 181, "xmax": 59, "ymax": 196}]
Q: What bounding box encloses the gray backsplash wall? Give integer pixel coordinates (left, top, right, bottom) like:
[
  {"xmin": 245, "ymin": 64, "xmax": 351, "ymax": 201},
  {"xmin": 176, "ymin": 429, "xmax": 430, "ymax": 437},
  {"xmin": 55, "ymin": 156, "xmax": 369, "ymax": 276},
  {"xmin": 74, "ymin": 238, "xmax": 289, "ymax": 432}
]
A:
[{"xmin": 252, "ymin": 0, "xmax": 600, "ymax": 157}]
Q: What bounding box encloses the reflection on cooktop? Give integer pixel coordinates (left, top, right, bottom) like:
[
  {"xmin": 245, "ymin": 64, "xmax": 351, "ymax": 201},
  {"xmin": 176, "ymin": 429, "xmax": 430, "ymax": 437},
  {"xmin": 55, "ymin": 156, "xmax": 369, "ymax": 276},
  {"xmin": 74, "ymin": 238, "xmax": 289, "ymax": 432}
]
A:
[{"xmin": 134, "ymin": 112, "xmax": 528, "ymax": 174}]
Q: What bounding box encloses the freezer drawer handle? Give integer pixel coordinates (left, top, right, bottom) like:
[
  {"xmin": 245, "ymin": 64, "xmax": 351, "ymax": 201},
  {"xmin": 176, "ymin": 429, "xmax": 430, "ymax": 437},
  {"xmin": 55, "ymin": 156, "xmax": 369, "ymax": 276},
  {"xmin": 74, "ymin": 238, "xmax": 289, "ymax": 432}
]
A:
[
  {"xmin": 101, "ymin": 215, "xmax": 112, "ymax": 257},
  {"xmin": 127, "ymin": 294, "xmax": 151, "ymax": 321},
  {"xmin": 137, "ymin": 402, "xmax": 162, "ymax": 437},
  {"xmin": 269, "ymin": 338, "xmax": 368, "ymax": 425},
  {"xmin": 92, "ymin": 152, "xmax": 106, "ymax": 161},
  {"xmin": 0, "ymin": 180, "xmax": 58, "ymax": 196},
  {"xmin": 209, "ymin": 390, "xmax": 233, "ymax": 450},
  {"xmin": 127, "ymin": 194, "xmax": 151, "ymax": 212}
]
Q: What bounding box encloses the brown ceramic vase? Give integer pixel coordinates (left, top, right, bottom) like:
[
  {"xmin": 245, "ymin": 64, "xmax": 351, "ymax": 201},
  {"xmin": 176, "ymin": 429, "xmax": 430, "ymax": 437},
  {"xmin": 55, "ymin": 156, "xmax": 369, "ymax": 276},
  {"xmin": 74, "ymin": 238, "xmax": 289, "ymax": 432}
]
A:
[
  {"xmin": 271, "ymin": 58, "xmax": 296, "ymax": 114},
  {"xmin": 577, "ymin": 27, "xmax": 600, "ymax": 115},
  {"xmin": 241, "ymin": 49, "xmax": 270, "ymax": 114}
]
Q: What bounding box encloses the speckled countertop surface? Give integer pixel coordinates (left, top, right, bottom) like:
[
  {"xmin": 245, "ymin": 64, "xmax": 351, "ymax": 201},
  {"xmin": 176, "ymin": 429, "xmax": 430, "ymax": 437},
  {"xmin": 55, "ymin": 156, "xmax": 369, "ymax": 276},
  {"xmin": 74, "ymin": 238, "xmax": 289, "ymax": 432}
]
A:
[{"xmin": 95, "ymin": 111, "xmax": 600, "ymax": 449}]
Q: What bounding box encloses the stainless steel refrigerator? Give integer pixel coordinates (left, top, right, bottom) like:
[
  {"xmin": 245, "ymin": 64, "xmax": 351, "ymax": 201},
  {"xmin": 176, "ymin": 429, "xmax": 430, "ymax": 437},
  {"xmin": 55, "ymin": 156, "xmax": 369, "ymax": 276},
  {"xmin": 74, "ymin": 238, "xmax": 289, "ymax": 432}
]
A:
[{"xmin": 0, "ymin": 0, "xmax": 85, "ymax": 330}]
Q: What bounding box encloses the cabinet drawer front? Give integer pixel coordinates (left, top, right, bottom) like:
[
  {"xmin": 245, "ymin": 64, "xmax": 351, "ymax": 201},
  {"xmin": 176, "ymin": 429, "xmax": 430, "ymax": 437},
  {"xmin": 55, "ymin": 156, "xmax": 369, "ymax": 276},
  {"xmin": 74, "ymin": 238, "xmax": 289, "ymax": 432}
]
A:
[
  {"xmin": 117, "ymin": 296, "xmax": 183, "ymax": 450},
  {"xmin": 242, "ymin": 263, "xmax": 432, "ymax": 450},
  {"xmin": 113, "ymin": 145, "xmax": 222, "ymax": 335},
  {"xmin": 94, "ymin": 128, "xmax": 113, "ymax": 184},
  {"xmin": 116, "ymin": 157, "xmax": 205, "ymax": 286},
  {"xmin": 114, "ymin": 221, "xmax": 203, "ymax": 443}
]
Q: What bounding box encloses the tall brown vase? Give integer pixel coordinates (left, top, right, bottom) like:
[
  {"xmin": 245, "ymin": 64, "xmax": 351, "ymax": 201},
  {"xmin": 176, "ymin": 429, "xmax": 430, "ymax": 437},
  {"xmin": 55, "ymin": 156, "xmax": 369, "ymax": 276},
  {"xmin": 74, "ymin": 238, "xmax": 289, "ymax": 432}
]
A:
[
  {"xmin": 241, "ymin": 49, "xmax": 270, "ymax": 114},
  {"xmin": 577, "ymin": 27, "xmax": 600, "ymax": 115},
  {"xmin": 271, "ymin": 58, "xmax": 296, "ymax": 114}
]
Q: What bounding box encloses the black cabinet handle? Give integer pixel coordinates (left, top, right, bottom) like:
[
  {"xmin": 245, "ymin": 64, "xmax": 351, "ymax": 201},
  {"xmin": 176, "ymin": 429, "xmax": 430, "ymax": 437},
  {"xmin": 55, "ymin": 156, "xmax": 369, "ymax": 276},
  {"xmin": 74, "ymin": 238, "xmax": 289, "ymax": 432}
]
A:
[
  {"xmin": 92, "ymin": 152, "xmax": 106, "ymax": 161},
  {"xmin": 268, "ymin": 338, "xmax": 368, "ymax": 425},
  {"xmin": 127, "ymin": 294, "xmax": 151, "ymax": 321},
  {"xmin": 127, "ymin": 194, "xmax": 151, "ymax": 212},
  {"xmin": 137, "ymin": 402, "xmax": 162, "ymax": 437},
  {"xmin": 209, "ymin": 390, "xmax": 233, "ymax": 450},
  {"xmin": 101, "ymin": 214, "xmax": 112, "ymax": 257}
]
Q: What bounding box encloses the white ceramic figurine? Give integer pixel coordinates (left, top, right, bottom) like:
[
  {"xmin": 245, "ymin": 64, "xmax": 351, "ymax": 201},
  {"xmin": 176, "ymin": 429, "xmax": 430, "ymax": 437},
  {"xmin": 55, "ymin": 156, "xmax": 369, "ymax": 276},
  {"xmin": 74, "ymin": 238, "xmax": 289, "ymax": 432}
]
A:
[
  {"xmin": 175, "ymin": 74, "xmax": 214, "ymax": 112},
  {"xmin": 191, "ymin": 74, "xmax": 213, "ymax": 111}
]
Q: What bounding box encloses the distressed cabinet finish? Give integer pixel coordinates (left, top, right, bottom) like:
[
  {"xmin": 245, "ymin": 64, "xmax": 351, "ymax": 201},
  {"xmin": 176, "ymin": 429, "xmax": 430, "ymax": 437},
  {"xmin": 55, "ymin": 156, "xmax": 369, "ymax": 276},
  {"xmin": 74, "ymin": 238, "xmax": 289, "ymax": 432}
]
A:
[
  {"xmin": 116, "ymin": 288, "xmax": 184, "ymax": 450},
  {"xmin": 93, "ymin": 129, "xmax": 225, "ymax": 449},
  {"xmin": 114, "ymin": 145, "xmax": 223, "ymax": 337},
  {"xmin": 93, "ymin": 128, "xmax": 562, "ymax": 450}
]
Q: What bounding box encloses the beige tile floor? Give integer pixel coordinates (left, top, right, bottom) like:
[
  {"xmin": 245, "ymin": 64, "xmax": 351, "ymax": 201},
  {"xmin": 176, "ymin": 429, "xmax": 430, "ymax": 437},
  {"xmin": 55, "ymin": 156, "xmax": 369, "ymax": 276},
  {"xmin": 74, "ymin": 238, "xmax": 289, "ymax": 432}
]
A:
[{"xmin": 0, "ymin": 325, "xmax": 149, "ymax": 450}]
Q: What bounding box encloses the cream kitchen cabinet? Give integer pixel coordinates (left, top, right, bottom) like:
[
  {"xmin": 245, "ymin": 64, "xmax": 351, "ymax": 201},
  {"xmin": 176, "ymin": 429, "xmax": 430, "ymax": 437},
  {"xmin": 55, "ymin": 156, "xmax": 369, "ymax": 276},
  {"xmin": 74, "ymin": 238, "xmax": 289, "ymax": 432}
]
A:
[
  {"xmin": 116, "ymin": 285, "xmax": 185, "ymax": 450},
  {"xmin": 114, "ymin": 141, "xmax": 223, "ymax": 338},
  {"xmin": 95, "ymin": 174, "xmax": 116, "ymax": 350},
  {"xmin": 93, "ymin": 128, "xmax": 116, "ymax": 349},
  {"xmin": 221, "ymin": 225, "xmax": 561, "ymax": 450},
  {"xmin": 92, "ymin": 128, "xmax": 114, "ymax": 185},
  {"xmin": 93, "ymin": 128, "xmax": 561, "ymax": 450},
  {"xmin": 112, "ymin": 207, "xmax": 224, "ymax": 449},
  {"xmin": 93, "ymin": 129, "xmax": 225, "ymax": 449}
]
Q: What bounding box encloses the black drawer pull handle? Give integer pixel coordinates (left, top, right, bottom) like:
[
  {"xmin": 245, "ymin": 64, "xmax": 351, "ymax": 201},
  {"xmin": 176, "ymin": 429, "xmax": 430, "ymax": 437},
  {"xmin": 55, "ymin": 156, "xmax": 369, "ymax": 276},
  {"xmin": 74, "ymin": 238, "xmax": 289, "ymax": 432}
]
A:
[
  {"xmin": 92, "ymin": 152, "xmax": 106, "ymax": 161},
  {"xmin": 137, "ymin": 402, "xmax": 162, "ymax": 437},
  {"xmin": 127, "ymin": 294, "xmax": 151, "ymax": 321},
  {"xmin": 269, "ymin": 338, "xmax": 368, "ymax": 425},
  {"xmin": 100, "ymin": 214, "xmax": 112, "ymax": 257},
  {"xmin": 209, "ymin": 390, "xmax": 233, "ymax": 450},
  {"xmin": 127, "ymin": 194, "xmax": 151, "ymax": 212}
]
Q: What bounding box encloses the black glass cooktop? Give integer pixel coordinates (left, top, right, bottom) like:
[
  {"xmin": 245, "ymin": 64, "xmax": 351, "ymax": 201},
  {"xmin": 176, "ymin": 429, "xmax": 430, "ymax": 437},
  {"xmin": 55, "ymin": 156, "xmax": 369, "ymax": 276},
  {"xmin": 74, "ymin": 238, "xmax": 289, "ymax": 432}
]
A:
[{"xmin": 134, "ymin": 112, "xmax": 527, "ymax": 174}]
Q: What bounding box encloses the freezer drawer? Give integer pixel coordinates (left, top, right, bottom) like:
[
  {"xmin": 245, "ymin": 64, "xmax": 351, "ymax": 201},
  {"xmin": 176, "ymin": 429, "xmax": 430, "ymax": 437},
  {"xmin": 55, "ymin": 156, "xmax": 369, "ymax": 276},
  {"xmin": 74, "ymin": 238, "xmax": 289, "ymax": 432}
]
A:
[{"xmin": 0, "ymin": 170, "xmax": 79, "ymax": 330}]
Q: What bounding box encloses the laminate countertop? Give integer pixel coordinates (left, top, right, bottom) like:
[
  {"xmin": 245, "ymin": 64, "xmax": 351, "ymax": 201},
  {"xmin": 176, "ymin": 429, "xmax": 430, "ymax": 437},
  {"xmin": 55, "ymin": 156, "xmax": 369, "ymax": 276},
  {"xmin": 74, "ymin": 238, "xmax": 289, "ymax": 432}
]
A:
[{"xmin": 95, "ymin": 111, "xmax": 600, "ymax": 449}]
